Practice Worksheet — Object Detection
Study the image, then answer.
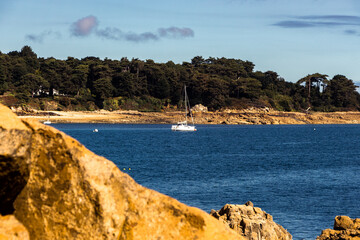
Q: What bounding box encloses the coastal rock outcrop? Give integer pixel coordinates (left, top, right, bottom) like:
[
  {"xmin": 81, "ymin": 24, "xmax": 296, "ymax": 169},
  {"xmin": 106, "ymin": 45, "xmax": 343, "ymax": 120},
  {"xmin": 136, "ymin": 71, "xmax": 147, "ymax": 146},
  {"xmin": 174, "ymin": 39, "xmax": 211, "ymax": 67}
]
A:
[
  {"xmin": 317, "ymin": 216, "xmax": 360, "ymax": 240},
  {"xmin": 191, "ymin": 104, "xmax": 208, "ymax": 112},
  {"xmin": 210, "ymin": 202, "xmax": 292, "ymax": 240},
  {"xmin": 0, "ymin": 103, "xmax": 242, "ymax": 240}
]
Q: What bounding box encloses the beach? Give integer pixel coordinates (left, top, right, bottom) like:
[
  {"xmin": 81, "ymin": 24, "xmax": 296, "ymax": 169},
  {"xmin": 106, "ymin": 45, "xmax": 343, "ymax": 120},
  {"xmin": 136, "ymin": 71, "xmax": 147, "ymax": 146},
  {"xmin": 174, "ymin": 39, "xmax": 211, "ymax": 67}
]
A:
[{"xmin": 16, "ymin": 109, "xmax": 360, "ymax": 125}]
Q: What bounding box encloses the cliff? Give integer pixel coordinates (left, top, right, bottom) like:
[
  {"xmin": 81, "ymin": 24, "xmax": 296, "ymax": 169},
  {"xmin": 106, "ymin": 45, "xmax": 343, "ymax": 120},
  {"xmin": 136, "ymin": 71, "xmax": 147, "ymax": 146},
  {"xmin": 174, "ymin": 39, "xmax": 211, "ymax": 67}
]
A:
[
  {"xmin": 210, "ymin": 202, "xmax": 292, "ymax": 240},
  {"xmin": 0, "ymin": 103, "xmax": 242, "ymax": 240},
  {"xmin": 317, "ymin": 216, "xmax": 360, "ymax": 240}
]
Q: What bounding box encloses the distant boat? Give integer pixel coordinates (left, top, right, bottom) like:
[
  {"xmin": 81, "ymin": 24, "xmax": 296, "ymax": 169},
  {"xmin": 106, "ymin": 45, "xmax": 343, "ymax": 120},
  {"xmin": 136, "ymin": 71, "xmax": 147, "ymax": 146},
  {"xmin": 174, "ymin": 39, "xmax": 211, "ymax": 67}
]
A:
[
  {"xmin": 171, "ymin": 85, "xmax": 197, "ymax": 132},
  {"xmin": 93, "ymin": 129, "xmax": 98, "ymax": 132},
  {"xmin": 43, "ymin": 116, "xmax": 51, "ymax": 125}
]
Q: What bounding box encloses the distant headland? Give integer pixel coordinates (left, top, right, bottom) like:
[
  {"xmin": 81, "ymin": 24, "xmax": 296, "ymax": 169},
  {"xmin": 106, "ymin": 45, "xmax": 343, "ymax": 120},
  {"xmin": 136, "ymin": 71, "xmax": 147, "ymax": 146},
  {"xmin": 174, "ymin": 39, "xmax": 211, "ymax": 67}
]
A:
[{"xmin": 1, "ymin": 46, "xmax": 360, "ymax": 115}]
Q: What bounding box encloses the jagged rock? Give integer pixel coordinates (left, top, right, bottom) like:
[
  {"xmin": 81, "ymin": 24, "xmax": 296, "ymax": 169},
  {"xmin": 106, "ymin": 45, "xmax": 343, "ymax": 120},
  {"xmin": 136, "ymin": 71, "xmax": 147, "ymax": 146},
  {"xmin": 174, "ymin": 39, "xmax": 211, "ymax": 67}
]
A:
[
  {"xmin": 317, "ymin": 216, "xmax": 360, "ymax": 240},
  {"xmin": 0, "ymin": 214, "xmax": 29, "ymax": 240},
  {"xmin": 334, "ymin": 216, "xmax": 360, "ymax": 231},
  {"xmin": 0, "ymin": 104, "xmax": 242, "ymax": 240},
  {"xmin": 210, "ymin": 203, "xmax": 292, "ymax": 240}
]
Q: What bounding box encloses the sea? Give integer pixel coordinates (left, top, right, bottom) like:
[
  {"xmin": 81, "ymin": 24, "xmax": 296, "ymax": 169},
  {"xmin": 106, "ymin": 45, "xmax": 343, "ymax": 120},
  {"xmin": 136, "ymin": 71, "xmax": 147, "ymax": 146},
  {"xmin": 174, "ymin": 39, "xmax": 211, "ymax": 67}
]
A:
[{"xmin": 53, "ymin": 123, "xmax": 360, "ymax": 240}]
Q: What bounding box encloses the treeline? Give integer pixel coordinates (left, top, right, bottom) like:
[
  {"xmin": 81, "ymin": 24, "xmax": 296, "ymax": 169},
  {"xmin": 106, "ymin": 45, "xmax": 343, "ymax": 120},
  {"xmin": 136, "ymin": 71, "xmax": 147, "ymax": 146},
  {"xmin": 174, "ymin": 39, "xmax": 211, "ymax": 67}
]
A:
[{"xmin": 0, "ymin": 46, "xmax": 359, "ymax": 112}]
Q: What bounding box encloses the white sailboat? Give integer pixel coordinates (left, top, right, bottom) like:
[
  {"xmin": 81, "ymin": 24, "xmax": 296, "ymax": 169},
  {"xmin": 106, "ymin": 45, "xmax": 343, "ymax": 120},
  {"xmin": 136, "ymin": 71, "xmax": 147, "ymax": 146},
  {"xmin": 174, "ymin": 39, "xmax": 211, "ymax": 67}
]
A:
[
  {"xmin": 43, "ymin": 115, "xmax": 51, "ymax": 125},
  {"xmin": 171, "ymin": 85, "xmax": 197, "ymax": 132}
]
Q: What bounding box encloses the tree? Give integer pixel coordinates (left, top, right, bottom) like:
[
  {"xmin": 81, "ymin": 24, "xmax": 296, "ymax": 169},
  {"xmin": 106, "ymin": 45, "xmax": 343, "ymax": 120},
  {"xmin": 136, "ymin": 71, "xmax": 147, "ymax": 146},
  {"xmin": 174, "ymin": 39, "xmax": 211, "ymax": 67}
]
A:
[
  {"xmin": 203, "ymin": 76, "xmax": 229, "ymax": 110},
  {"xmin": 40, "ymin": 58, "xmax": 64, "ymax": 96},
  {"xmin": 70, "ymin": 64, "xmax": 89, "ymax": 95},
  {"xmin": 11, "ymin": 62, "xmax": 28, "ymax": 85},
  {"xmin": 191, "ymin": 56, "xmax": 205, "ymax": 67},
  {"xmin": 231, "ymin": 77, "xmax": 262, "ymax": 99},
  {"xmin": 92, "ymin": 77, "xmax": 114, "ymax": 108},
  {"xmin": 297, "ymin": 73, "xmax": 328, "ymax": 107},
  {"xmin": 188, "ymin": 73, "xmax": 229, "ymax": 110},
  {"xmin": 16, "ymin": 73, "xmax": 49, "ymax": 97},
  {"xmin": 325, "ymin": 75, "xmax": 359, "ymax": 110},
  {"xmin": 260, "ymin": 71, "xmax": 279, "ymax": 93},
  {"xmin": 112, "ymin": 72, "xmax": 136, "ymax": 97},
  {"xmin": 0, "ymin": 55, "xmax": 10, "ymax": 94},
  {"xmin": 243, "ymin": 61, "xmax": 255, "ymax": 74},
  {"xmin": 143, "ymin": 62, "xmax": 170, "ymax": 99},
  {"xmin": 154, "ymin": 77, "xmax": 170, "ymax": 99},
  {"xmin": 20, "ymin": 46, "xmax": 37, "ymax": 58},
  {"xmin": 20, "ymin": 46, "xmax": 39, "ymax": 72}
]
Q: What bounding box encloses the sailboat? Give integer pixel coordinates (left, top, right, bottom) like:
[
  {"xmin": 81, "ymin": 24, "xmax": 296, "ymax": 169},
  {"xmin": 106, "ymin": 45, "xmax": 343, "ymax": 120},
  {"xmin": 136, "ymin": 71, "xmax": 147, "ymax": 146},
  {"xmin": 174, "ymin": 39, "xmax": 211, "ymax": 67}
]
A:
[
  {"xmin": 43, "ymin": 115, "xmax": 51, "ymax": 125},
  {"xmin": 171, "ymin": 85, "xmax": 197, "ymax": 132}
]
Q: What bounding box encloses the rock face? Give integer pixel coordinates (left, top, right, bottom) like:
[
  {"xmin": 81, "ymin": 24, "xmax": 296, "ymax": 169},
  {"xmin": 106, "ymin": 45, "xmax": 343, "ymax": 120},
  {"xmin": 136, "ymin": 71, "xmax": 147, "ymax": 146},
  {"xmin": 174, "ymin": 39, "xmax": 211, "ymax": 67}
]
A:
[
  {"xmin": 210, "ymin": 202, "xmax": 292, "ymax": 240},
  {"xmin": 317, "ymin": 216, "xmax": 360, "ymax": 240},
  {"xmin": 0, "ymin": 103, "xmax": 242, "ymax": 240},
  {"xmin": 0, "ymin": 214, "xmax": 29, "ymax": 240}
]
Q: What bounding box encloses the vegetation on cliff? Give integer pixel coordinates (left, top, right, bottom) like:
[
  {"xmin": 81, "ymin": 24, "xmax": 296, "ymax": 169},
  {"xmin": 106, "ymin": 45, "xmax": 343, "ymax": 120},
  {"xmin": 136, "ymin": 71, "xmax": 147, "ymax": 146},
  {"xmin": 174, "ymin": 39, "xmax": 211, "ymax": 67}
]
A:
[{"xmin": 1, "ymin": 46, "xmax": 359, "ymax": 112}]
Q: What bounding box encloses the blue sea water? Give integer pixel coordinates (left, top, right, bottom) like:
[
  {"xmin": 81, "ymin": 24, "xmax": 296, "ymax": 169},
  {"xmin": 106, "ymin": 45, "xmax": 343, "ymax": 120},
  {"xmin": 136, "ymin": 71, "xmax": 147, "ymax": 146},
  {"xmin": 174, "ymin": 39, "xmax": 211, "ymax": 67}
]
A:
[{"xmin": 53, "ymin": 124, "xmax": 360, "ymax": 240}]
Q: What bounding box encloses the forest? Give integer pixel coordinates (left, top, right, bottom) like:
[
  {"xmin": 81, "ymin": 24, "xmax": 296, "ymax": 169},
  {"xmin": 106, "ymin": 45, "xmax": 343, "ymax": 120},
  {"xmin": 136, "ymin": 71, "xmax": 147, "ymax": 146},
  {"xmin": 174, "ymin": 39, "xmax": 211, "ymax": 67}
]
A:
[{"xmin": 0, "ymin": 46, "xmax": 359, "ymax": 112}]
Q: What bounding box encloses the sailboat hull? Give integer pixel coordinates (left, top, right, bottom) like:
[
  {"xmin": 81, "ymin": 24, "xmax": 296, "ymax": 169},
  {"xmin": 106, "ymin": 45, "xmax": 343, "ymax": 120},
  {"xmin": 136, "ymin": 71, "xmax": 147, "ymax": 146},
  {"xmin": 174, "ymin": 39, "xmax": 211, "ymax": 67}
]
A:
[{"xmin": 171, "ymin": 124, "xmax": 196, "ymax": 131}]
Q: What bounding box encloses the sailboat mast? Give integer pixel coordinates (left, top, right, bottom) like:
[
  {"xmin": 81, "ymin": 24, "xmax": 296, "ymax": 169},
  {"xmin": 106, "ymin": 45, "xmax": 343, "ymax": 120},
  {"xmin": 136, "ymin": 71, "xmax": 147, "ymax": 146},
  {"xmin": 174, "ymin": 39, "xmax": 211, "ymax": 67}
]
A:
[
  {"xmin": 188, "ymin": 93, "xmax": 194, "ymax": 126},
  {"xmin": 184, "ymin": 85, "xmax": 188, "ymax": 123},
  {"xmin": 184, "ymin": 85, "xmax": 195, "ymax": 126}
]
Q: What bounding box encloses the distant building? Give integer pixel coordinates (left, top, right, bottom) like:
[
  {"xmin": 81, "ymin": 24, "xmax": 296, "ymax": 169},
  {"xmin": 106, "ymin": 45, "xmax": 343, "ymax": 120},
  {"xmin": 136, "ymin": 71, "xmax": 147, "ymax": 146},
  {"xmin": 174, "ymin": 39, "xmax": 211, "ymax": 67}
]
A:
[{"xmin": 33, "ymin": 87, "xmax": 65, "ymax": 97}]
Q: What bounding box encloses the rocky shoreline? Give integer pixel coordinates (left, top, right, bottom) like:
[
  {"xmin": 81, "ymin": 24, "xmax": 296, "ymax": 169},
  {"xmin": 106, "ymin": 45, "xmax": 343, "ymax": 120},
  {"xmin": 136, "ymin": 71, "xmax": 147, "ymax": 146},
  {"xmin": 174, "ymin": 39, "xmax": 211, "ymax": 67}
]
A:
[
  {"xmin": 1, "ymin": 103, "xmax": 359, "ymax": 239},
  {"xmin": 317, "ymin": 216, "xmax": 360, "ymax": 240},
  {"xmin": 14, "ymin": 108, "xmax": 360, "ymax": 124}
]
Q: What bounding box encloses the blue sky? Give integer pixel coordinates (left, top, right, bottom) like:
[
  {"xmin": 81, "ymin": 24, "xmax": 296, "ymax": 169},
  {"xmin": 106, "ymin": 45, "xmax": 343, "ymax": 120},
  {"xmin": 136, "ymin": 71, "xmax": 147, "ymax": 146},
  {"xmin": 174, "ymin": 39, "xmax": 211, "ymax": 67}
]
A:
[{"xmin": 1, "ymin": 0, "xmax": 360, "ymax": 83}]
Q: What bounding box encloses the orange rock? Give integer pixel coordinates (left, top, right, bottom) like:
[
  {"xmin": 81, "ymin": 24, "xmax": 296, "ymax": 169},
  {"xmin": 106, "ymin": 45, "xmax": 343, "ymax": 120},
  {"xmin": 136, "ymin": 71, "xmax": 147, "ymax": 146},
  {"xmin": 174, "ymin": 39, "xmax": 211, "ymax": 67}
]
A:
[
  {"xmin": 0, "ymin": 214, "xmax": 29, "ymax": 240},
  {"xmin": 210, "ymin": 202, "xmax": 292, "ymax": 240},
  {"xmin": 317, "ymin": 216, "xmax": 360, "ymax": 240},
  {"xmin": 334, "ymin": 216, "xmax": 355, "ymax": 230}
]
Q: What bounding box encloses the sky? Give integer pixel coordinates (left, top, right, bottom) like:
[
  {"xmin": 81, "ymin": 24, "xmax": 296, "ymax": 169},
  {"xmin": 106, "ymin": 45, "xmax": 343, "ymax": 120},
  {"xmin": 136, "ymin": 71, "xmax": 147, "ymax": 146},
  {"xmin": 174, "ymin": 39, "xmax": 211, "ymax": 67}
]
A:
[{"xmin": 1, "ymin": 0, "xmax": 360, "ymax": 83}]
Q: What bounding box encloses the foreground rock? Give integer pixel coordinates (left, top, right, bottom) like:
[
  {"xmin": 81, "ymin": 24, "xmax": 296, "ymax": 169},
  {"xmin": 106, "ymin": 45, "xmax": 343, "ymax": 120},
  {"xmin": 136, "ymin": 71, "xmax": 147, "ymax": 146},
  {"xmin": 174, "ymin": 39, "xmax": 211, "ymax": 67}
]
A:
[
  {"xmin": 317, "ymin": 216, "xmax": 360, "ymax": 240},
  {"xmin": 0, "ymin": 103, "xmax": 242, "ymax": 240},
  {"xmin": 210, "ymin": 202, "xmax": 292, "ymax": 240},
  {"xmin": 0, "ymin": 214, "xmax": 29, "ymax": 240}
]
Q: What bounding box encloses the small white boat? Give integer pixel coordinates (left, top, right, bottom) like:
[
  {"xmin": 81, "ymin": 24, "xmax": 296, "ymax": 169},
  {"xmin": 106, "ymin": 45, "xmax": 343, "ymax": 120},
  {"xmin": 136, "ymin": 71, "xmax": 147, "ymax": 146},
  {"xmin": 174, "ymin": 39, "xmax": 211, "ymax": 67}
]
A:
[
  {"xmin": 171, "ymin": 121, "xmax": 196, "ymax": 131},
  {"xmin": 93, "ymin": 129, "xmax": 99, "ymax": 132},
  {"xmin": 43, "ymin": 116, "xmax": 51, "ymax": 125},
  {"xmin": 171, "ymin": 85, "xmax": 197, "ymax": 132}
]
